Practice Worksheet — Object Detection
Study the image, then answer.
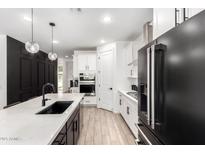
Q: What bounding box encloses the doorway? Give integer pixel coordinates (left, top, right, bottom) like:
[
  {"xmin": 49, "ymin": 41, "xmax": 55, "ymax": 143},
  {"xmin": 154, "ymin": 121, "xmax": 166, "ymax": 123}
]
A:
[{"xmin": 97, "ymin": 48, "xmax": 114, "ymax": 111}]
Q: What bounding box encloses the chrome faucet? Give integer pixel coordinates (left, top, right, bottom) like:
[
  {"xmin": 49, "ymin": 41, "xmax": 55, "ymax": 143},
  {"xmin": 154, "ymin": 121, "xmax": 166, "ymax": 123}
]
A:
[{"xmin": 42, "ymin": 83, "xmax": 56, "ymax": 106}]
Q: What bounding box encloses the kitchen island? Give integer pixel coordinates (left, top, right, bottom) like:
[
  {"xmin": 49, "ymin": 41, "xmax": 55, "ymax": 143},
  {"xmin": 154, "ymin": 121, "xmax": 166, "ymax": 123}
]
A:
[{"xmin": 0, "ymin": 93, "xmax": 84, "ymax": 145}]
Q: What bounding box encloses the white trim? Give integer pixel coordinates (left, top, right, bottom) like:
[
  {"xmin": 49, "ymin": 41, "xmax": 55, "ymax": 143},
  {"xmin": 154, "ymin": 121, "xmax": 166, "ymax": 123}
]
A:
[
  {"xmin": 147, "ymin": 47, "xmax": 150, "ymax": 125},
  {"xmin": 151, "ymin": 45, "xmax": 155, "ymax": 129},
  {"xmin": 0, "ymin": 35, "xmax": 7, "ymax": 109}
]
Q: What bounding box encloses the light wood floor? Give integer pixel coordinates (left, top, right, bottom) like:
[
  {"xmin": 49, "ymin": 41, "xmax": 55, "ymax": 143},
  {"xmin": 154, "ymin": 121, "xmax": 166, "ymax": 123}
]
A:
[{"xmin": 78, "ymin": 107, "xmax": 136, "ymax": 145}]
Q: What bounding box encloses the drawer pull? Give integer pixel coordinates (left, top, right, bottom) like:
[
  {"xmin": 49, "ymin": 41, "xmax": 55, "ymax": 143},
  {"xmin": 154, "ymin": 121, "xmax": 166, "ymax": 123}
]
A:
[{"xmin": 127, "ymin": 106, "xmax": 130, "ymax": 115}]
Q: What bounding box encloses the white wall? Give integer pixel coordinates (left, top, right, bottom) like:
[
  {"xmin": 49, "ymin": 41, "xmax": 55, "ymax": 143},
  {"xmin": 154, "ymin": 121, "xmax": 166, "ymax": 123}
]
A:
[
  {"xmin": 67, "ymin": 60, "xmax": 73, "ymax": 87},
  {"xmin": 129, "ymin": 32, "xmax": 146, "ymax": 86},
  {"xmin": 116, "ymin": 42, "xmax": 132, "ymax": 91},
  {"xmin": 0, "ymin": 35, "xmax": 7, "ymax": 109},
  {"xmin": 133, "ymin": 32, "xmax": 144, "ymax": 58},
  {"xmin": 58, "ymin": 58, "xmax": 69, "ymax": 92}
]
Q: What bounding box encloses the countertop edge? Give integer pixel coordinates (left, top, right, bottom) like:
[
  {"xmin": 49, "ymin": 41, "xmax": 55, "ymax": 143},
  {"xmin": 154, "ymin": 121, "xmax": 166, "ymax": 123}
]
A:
[
  {"xmin": 0, "ymin": 93, "xmax": 85, "ymax": 145},
  {"xmin": 47, "ymin": 96, "xmax": 84, "ymax": 145},
  {"xmin": 118, "ymin": 90, "xmax": 138, "ymax": 104}
]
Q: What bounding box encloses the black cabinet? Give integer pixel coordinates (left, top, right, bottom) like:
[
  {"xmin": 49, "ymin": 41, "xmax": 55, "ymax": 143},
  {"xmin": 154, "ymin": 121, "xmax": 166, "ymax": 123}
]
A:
[
  {"xmin": 52, "ymin": 125, "xmax": 67, "ymax": 145},
  {"xmin": 67, "ymin": 123, "xmax": 74, "ymax": 145},
  {"xmin": 52, "ymin": 104, "xmax": 81, "ymax": 145},
  {"xmin": 6, "ymin": 36, "xmax": 57, "ymax": 107},
  {"xmin": 73, "ymin": 111, "xmax": 80, "ymax": 144}
]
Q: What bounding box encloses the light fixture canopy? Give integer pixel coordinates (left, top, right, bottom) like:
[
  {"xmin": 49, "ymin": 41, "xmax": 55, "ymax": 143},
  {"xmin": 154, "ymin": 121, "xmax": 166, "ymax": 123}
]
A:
[
  {"xmin": 24, "ymin": 16, "xmax": 32, "ymax": 22},
  {"xmin": 100, "ymin": 39, "xmax": 105, "ymax": 44},
  {"xmin": 53, "ymin": 40, "xmax": 59, "ymax": 44},
  {"xmin": 25, "ymin": 8, "xmax": 40, "ymax": 54},
  {"xmin": 103, "ymin": 15, "xmax": 112, "ymax": 23},
  {"xmin": 48, "ymin": 22, "xmax": 58, "ymax": 61}
]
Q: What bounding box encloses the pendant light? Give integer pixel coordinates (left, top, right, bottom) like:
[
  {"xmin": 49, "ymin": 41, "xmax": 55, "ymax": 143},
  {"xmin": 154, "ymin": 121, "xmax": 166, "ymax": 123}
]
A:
[
  {"xmin": 25, "ymin": 8, "xmax": 40, "ymax": 54},
  {"xmin": 48, "ymin": 22, "xmax": 58, "ymax": 61}
]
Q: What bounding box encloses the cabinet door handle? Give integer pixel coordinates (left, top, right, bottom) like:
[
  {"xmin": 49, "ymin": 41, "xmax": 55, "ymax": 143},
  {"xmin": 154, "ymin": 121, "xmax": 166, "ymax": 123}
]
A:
[
  {"xmin": 73, "ymin": 121, "xmax": 78, "ymax": 132},
  {"xmin": 73, "ymin": 121, "xmax": 76, "ymax": 131},
  {"xmin": 127, "ymin": 106, "xmax": 130, "ymax": 115},
  {"xmin": 119, "ymin": 99, "xmax": 121, "ymax": 105}
]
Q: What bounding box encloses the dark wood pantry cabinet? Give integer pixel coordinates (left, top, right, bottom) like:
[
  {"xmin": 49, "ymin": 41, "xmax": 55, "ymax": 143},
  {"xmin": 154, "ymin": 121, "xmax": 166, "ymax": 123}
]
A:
[{"xmin": 6, "ymin": 36, "xmax": 57, "ymax": 107}]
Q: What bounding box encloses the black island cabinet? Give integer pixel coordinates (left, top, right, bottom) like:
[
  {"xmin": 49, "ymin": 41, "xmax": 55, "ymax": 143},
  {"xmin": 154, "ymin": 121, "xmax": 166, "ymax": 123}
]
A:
[{"xmin": 52, "ymin": 104, "xmax": 80, "ymax": 145}]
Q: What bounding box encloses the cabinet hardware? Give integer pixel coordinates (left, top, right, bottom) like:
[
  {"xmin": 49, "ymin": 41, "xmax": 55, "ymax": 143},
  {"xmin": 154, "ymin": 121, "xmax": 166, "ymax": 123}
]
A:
[
  {"xmin": 73, "ymin": 121, "xmax": 78, "ymax": 131},
  {"xmin": 119, "ymin": 99, "xmax": 121, "ymax": 105},
  {"xmin": 127, "ymin": 106, "xmax": 130, "ymax": 115},
  {"xmin": 175, "ymin": 8, "xmax": 180, "ymax": 26},
  {"xmin": 75, "ymin": 121, "xmax": 78, "ymax": 131},
  {"xmin": 183, "ymin": 8, "xmax": 189, "ymax": 21}
]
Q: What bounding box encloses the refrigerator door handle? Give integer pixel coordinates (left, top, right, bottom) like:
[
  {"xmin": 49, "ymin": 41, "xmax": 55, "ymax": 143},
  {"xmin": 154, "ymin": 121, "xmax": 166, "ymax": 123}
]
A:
[
  {"xmin": 151, "ymin": 45, "xmax": 155, "ymax": 129},
  {"xmin": 147, "ymin": 47, "xmax": 151, "ymax": 126}
]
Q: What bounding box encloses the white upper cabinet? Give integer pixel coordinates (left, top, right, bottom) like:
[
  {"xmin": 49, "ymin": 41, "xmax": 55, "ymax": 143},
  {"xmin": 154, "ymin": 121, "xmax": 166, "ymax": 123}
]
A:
[
  {"xmin": 153, "ymin": 8, "xmax": 204, "ymax": 40},
  {"xmin": 78, "ymin": 54, "xmax": 88, "ymax": 71},
  {"xmin": 76, "ymin": 51, "xmax": 96, "ymax": 72},
  {"xmin": 87, "ymin": 53, "xmax": 96, "ymax": 71},
  {"xmin": 153, "ymin": 8, "xmax": 176, "ymax": 39}
]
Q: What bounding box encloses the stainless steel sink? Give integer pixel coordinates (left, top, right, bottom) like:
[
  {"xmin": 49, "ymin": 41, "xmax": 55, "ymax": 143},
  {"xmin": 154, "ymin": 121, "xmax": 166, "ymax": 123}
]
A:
[{"xmin": 36, "ymin": 101, "xmax": 73, "ymax": 114}]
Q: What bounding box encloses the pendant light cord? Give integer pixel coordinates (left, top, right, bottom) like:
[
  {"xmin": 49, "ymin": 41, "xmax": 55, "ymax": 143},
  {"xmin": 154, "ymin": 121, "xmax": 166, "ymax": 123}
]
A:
[
  {"xmin": 31, "ymin": 8, "xmax": 33, "ymax": 42},
  {"xmin": 51, "ymin": 25, "xmax": 53, "ymax": 54}
]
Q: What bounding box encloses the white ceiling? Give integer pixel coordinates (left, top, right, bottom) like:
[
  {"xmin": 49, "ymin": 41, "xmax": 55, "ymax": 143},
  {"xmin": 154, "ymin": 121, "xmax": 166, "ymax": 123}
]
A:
[{"xmin": 0, "ymin": 8, "xmax": 153, "ymax": 57}]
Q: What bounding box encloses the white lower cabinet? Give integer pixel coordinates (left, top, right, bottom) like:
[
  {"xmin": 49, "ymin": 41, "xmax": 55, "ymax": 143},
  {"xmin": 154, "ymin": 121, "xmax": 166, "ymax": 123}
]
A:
[
  {"xmin": 127, "ymin": 100, "xmax": 138, "ymax": 138},
  {"xmin": 119, "ymin": 93, "xmax": 138, "ymax": 138},
  {"xmin": 83, "ymin": 96, "xmax": 96, "ymax": 105},
  {"xmin": 188, "ymin": 8, "xmax": 204, "ymax": 18}
]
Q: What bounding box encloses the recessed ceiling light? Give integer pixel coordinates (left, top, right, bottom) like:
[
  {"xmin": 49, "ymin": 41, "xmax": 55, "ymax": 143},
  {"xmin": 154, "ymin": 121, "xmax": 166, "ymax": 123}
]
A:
[
  {"xmin": 53, "ymin": 40, "xmax": 59, "ymax": 44},
  {"xmin": 65, "ymin": 55, "xmax": 69, "ymax": 58},
  {"xmin": 103, "ymin": 16, "xmax": 111, "ymax": 23},
  {"xmin": 100, "ymin": 39, "xmax": 105, "ymax": 44},
  {"xmin": 23, "ymin": 16, "xmax": 32, "ymax": 22}
]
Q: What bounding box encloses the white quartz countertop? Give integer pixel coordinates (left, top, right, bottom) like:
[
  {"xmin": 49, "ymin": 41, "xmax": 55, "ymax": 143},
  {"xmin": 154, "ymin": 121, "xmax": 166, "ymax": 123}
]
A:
[
  {"xmin": 0, "ymin": 93, "xmax": 84, "ymax": 145},
  {"xmin": 118, "ymin": 90, "xmax": 138, "ymax": 104}
]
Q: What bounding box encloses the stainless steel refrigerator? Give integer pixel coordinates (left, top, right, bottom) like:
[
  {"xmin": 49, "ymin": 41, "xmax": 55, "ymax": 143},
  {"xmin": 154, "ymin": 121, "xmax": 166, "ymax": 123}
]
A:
[{"xmin": 138, "ymin": 10, "xmax": 205, "ymax": 144}]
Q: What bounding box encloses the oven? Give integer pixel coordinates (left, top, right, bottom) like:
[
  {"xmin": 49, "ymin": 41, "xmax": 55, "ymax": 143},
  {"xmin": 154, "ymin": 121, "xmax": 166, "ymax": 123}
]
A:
[
  {"xmin": 79, "ymin": 73, "xmax": 95, "ymax": 96},
  {"xmin": 79, "ymin": 81, "xmax": 95, "ymax": 95}
]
